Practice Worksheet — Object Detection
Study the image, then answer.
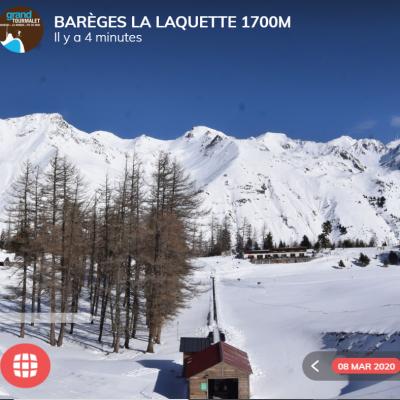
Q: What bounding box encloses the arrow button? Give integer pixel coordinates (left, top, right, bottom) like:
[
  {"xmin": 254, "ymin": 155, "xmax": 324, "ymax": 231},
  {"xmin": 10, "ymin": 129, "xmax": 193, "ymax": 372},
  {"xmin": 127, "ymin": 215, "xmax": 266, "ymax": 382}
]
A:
[{"xmin": 311, "ymin": 360, "xmax": 320, "ymax": 373}]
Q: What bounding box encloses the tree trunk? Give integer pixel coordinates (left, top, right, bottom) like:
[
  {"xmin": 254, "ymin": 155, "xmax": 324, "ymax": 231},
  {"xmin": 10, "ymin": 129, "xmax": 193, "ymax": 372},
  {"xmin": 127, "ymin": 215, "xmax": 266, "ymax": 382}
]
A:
[
  {"xmin": 57, "ymin": 267, "xmax": 69, "ymax": 347},
  {"xmin": 146, "ymin": 327, "xmax": 155, "ymax": 353},
  {"xmin": 154, "ymin": 323, "xmax": 162, "ymax": 345},
  {"xmin": 113, "ymin": 265, "xmax": 122, "ymax": 353},
  {"xmin": 37, "ymin": 255, "xmax": 43, "ymax": 313},
  {"xmin": 19, "ymin": 264, "xmax": 27, "ymax": 338},
  {"xmin": 30, "ymin": 257, "xmax": 37, "ymax": 326},
  {"xmin": 98, "ymin": 276, "xmax": 109, "ymax": 343},
  {"xmin": 49, "ymin": 257, "xmax": 56, "ymax": 346},
  {"xmin": 131, "ymin": 263, "xmax": 140, "ymax": 338},
  {"xmin": 124, "ymin": 257, "xmax": 131, "ymax": 348}
]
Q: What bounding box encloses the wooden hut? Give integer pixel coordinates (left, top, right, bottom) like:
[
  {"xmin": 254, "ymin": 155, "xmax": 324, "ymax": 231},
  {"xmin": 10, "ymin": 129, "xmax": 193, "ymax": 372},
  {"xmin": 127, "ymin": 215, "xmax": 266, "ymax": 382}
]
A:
[{"xmin": 184, "ymin": 341, "xmax": 252, "ymax": 399}]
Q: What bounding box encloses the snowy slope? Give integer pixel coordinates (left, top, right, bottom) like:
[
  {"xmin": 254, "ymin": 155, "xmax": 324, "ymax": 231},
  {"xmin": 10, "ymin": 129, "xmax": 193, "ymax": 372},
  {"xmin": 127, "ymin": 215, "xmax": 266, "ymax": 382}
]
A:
[
  {"xmin": 1, "ymin": 113, "xmax": 400, "ymax": 244},
  {"xmin": 1, "ymin": 249, "xmax": 398, "ymax": 399},
  {"xmin": 195, "ymin": 251, "xmax": 400, "ymax": 399}
]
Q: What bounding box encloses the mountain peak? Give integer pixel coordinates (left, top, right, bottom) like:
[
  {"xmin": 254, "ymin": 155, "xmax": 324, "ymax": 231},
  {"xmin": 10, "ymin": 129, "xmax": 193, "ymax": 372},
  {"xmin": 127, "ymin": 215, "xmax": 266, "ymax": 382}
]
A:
[
  {"xmin": 254, "ymin": 131, "xmax": 295, "ymax": 151},
  {"xmin": 328, "ymin": 135, "xmax": 357, "ymax": 147},
  {"xmin": 255, "ymin": 131, "xmax": 291, "ymax": 143},
  {"xmin": 6, "ymin": 112, "xmax": 65, "ymax": 123},
  {"xmin": 0, "ymin": 113, "xmax": 75, "ymax": 141},
  {"xmin": 183, "ymin": 126, "xmax": 230, "ymax": 140}
]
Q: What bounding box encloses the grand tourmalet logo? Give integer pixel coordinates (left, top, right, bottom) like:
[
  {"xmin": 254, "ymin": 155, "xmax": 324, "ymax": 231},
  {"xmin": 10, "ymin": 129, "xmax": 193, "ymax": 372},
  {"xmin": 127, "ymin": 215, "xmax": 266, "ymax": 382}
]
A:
[{"xmin": 0, "ymin": 7, "xmax": 44, "ymax": 53}]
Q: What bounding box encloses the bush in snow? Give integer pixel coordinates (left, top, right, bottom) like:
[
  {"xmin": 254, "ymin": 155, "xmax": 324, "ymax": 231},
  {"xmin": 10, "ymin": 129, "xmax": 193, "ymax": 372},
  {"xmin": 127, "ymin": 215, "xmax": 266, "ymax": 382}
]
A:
[
  {"xmin": 387, "ymin": 251, "xmax": 399, "ymax": 265},
  {"xmin": 358, "ymin": 253, "xmax": 370, "ymax": 266}
]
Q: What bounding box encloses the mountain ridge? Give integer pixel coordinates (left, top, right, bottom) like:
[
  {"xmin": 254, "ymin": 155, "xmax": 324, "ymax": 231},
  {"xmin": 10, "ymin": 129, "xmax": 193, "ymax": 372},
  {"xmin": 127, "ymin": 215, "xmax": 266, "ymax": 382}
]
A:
[
  {"xmin": 4, "ymin": 112, "xmax": 398, "ymax": 147},
  {"xmin": 1, "ymin": 113, "xmax": 400, "ymax": 245}
]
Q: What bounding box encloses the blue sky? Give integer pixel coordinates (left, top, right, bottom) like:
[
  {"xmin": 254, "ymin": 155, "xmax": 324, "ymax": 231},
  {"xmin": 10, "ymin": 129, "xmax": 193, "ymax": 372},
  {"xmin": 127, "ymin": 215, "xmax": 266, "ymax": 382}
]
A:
[{"xmin": 1, "ymin": 0, "xmax": 400, "ymax": 142}]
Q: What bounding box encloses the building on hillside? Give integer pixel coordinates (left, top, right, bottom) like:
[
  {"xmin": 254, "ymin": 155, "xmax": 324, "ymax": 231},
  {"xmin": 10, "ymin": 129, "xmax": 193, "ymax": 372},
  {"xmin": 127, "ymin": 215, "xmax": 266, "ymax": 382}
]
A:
[
  {"xmin": 184, "ymin": 341, "xmax": 252, "ymax": 399},
  {"xmin": 244, "ymin": 247, "xmax": 315, "ymax": 264}
]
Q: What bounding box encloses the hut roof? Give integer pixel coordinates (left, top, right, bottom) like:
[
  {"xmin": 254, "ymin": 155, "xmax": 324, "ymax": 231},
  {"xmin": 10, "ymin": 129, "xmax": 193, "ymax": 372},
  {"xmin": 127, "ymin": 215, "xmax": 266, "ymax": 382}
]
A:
[
  {"xmin": 179, "ymin": 337, "xmax": 212, "ymax": 353},
  {"xmin": 185, "ymin": 341, "xmax": 252, "ymax": 378}
]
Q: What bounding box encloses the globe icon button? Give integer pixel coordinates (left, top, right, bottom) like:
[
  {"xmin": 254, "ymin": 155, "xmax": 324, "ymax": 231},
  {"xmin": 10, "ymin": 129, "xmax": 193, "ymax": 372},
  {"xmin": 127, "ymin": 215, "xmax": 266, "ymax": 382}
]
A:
[
  {"xmin": 0, "ymin": 344, "xmax": 50, "ymax": 388},
  {"xmin": 13, "ymin": 353, "xmax": 38, "ymax": 378}
]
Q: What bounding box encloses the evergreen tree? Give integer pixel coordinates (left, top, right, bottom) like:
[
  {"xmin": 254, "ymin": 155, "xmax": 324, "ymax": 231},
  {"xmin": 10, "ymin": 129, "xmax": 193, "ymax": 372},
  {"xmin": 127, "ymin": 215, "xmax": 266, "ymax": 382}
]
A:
[
  {"xmin": 342, "ymin": 239, "xmax": 353, "ymax": 248},
  {"xmin": 260, "ymin": 222, "xmax": 267, "ymax": 244},
  {"xmin": 263, "ymin": 232, "xmax": 273, "ymax": 250},
  {"xmin": 235, "ymin": 231, "xmax": 244, "ymax": 258},
  {"xmin": 208, "ymin": 216, "xmax": 220, "ymax": 256},
  {"xmin": 245, "ymin": 237, "xmax": 253, "ymax": 251},
  {"xmin": 317, "ymin": 233, "xmax": 331, "ymax": 248},
  {"xmin": 300, "ymin": 235, "xmax": 311, "ymax": 248},
  {"xmin": 322, "ymin": 220, "xmax": 332, "ymax": 236},
  {"xmin": 318, "ymin": 221, "xmax": 332, "ymax": 249},
  {"xmin": 243, "ymin": 219, "xmax": 252, "ymax": 245},
  {"xmin": 219, "ymin": 216, "xmax": 231, "ymax": 253}
]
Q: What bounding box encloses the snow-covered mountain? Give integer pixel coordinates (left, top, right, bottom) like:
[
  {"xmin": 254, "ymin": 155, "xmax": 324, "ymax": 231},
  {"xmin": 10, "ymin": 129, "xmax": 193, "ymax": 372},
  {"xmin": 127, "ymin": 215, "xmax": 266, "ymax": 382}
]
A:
[{"xmin": 1, "ymin": 113, "xmax": 400, "ymax": 245}]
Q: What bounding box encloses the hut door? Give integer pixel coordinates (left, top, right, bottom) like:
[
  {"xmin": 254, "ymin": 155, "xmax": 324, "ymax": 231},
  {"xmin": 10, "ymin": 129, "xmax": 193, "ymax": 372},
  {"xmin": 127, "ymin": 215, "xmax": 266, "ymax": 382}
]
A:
[{"xmin": 208, "ymin": 378, "xmax": 238, "ymax": 399}]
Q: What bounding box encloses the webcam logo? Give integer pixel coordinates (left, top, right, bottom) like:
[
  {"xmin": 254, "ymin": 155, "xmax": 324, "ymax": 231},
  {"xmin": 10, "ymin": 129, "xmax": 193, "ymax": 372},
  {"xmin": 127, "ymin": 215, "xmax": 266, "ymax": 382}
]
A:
[
  {"xmin": 0, "ymin": 7, "xmax": 44, "ymax": 54},
  {"xmin": 0, "ymin": 344, "xmax": 51, "ymax": 388}
]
